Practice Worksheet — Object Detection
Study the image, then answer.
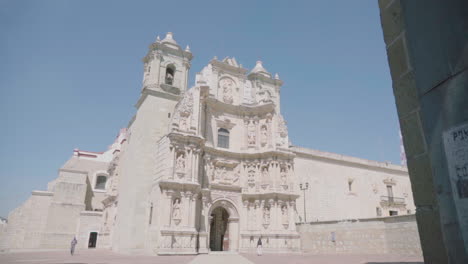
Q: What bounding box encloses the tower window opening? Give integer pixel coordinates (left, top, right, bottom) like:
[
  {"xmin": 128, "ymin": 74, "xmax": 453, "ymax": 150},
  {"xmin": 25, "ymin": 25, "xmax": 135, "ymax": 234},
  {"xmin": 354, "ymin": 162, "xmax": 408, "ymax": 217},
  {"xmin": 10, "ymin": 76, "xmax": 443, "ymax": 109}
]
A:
[{"xmin": 165, "ymin": 65, "xmax": 175, "ymax": 85}]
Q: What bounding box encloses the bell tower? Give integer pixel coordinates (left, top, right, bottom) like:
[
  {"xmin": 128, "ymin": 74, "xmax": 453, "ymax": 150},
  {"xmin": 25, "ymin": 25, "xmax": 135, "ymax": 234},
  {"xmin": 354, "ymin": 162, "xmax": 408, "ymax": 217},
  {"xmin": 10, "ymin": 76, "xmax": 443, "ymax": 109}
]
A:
[
  {"xmin": 142, "ymin": 32, "xmax": 193, "ymax": 95},
  {"xmin": 113, "ymin": 32, "xmax": 193, "ymax": 254}
]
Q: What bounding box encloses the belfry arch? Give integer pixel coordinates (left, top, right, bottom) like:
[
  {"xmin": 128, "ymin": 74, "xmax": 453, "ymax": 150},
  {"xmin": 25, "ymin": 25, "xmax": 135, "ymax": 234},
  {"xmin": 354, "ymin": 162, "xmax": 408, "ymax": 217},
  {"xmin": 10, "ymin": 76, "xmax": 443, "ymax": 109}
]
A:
[{"xmin": 207, "ymin": 199, "xmax": 240, "ymax": 252}]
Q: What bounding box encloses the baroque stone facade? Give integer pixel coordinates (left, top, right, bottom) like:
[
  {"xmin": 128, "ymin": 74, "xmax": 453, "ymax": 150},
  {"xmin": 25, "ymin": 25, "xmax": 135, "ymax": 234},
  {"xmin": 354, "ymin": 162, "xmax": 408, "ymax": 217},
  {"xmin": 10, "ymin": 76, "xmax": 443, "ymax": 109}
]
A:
[{"xmin": 0, "ymin": 32, "xmax": 416, "ymax": 255}]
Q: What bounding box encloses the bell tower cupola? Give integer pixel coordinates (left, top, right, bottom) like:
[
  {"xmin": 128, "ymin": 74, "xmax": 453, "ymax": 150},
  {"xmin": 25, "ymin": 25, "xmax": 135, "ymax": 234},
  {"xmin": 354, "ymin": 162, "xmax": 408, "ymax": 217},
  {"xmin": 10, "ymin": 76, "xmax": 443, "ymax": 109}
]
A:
[{"xmin": 142, "ymin": 32, "xmax": 193, "ymax": 95}]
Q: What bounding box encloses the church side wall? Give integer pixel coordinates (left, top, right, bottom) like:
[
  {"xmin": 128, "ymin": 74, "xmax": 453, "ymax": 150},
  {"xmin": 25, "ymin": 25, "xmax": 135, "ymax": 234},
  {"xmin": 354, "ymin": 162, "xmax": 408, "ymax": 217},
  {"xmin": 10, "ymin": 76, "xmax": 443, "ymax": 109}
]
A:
[
  {"xmin": 294, "ymin": 154, "xmax": 415, "ymax": 222},
  {"xmin": 113, "ymin": 94, "xmax": 178, "ymax": 253},
  {"xmin": 41, "ymin": 171, "xmax": 88, "ymax": 249},
  {"xmin": 3, "ymin": 192, "xmax": 52, "ymax": 250},
  {"xmin": 297, "ymin": 215, "xmax": 422, "ymax": 256}
]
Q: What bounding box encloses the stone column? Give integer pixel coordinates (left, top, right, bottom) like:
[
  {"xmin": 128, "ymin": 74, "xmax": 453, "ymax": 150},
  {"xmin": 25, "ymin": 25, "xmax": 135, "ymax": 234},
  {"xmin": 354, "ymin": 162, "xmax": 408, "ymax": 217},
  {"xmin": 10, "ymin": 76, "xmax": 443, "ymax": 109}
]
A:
[
  {"xmin": 242, "ymin": 200, "xmax": 248, "ymax": 230},
  {"xmin": 269, "ymin": 199, "xmax": 276, "ymax": 231},
  {"xmin": 243, "ymin": 117, "xmax": 249, "ymax": 149},
  {"xmin": 165, "ymin": 190, "xmax": 174, "ymax": 227},
  {"xmin": 289, "ymin": 201, "xmax": 295, "ymax": 231},
  {"xmin": 180, "ymin": 191, "xmax": 188, "ymax": 227},
  {"xmin": 170, "ymin": 145, "xmax": 176, "ymax": 180},
  {"xmin": 228, "ymin": 218, "xmax": 239, "ymax": 251},
  {"xmin": 187, "ymin": 192, "xmax": 193, "ymax": 228},
  {"xmin": 255, "ymin": 200, "xmax": 261, "ymax": 231},
  {"xmin": 193, "ymin": 150, "xmax": 199, "ymax": 183},
  {"xmin": 187, "ymin": 148, "xmax": 192, "ymax": 182}
]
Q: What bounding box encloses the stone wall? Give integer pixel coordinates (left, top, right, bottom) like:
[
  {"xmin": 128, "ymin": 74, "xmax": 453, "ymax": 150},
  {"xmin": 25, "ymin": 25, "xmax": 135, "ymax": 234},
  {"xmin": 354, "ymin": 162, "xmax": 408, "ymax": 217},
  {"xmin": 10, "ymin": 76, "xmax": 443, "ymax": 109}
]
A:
[
  {"xmin": 298, "ymin": 214, "xmax": 422, "ymax": 256},
  {"xmin": 293, "ymin": 147, "xmax": 415, "ymax": 222}
]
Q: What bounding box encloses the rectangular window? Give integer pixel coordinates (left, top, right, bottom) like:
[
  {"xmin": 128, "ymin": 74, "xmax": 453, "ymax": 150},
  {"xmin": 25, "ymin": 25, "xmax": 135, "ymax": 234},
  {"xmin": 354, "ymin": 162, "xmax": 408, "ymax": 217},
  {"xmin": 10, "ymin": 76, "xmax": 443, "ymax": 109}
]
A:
[
  {"xmin": 389, "ymin": 210, "xmax": 398, "ymax": 216},
  {"xmin": 217, "ymin": 128, "xmax": 229, "ymax": 149},
  {"xmin": 376, "ymin": 207, "xmax": 382, "ymax": 216},
  {"xmin": 386, "ymin": 185, "xmax": 394, "ymax": 197}
]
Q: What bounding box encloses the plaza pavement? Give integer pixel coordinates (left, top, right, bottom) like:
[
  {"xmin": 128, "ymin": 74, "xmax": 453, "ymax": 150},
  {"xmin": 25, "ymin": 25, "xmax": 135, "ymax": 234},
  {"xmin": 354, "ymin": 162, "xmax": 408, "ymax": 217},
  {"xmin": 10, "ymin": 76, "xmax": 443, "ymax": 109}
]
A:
[{"xmin": 0, "ymin": 249, "xmax": 423, "ymax": 264}]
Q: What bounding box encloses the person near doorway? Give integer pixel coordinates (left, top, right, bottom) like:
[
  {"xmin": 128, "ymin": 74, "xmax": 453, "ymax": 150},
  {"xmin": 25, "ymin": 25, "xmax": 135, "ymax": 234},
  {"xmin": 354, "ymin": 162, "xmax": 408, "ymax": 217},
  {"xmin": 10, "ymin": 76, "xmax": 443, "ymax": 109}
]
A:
[
  {"xmin": 70, "ymin": 237, "xmax": 78, "ymax": 256},
  {"xmin": 257, "ymin": 236, "xmax": 263, "ymax": 256}
]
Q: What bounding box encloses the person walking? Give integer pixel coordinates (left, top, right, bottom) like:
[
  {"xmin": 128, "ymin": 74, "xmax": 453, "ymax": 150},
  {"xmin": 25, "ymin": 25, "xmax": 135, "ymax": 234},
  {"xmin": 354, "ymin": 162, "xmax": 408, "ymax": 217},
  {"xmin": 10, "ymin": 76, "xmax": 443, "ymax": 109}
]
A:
[
  {"xmin": 257, "ymin": 236, "xmax": 263, "ymax": 256},
  {"xmin": 70, "ymin": 237, "xmax": 78, "ymax": 256}
]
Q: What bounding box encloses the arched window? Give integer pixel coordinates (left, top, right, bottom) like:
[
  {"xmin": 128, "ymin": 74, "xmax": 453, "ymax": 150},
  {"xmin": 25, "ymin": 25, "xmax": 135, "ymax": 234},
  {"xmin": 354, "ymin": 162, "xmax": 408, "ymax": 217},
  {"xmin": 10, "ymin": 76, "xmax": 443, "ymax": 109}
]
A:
[
  {"xmin": 165, "ymin": 64, "xmax": 175, "ymax": 85},
  {"xmin": 95, "ymin": 175, "xmax": 107, "ymax": 190},
  {"xmin": 217, "ymin": 128, "xmax": 229, "ymax": 149}
]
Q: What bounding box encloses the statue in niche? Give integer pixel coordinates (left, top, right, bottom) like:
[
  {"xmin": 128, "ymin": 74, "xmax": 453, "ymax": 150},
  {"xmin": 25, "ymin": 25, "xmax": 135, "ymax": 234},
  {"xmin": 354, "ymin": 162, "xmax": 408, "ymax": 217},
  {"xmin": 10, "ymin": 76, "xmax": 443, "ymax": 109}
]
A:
[
  {"xmin": 280, "ymin": 167, "xmax": 287, "ymax": 185},
  {"xmin": 221, "ymin": 78, "xmax": 234, "ymax": 104},
  {"xmin": 172, "ymin": 198, "xmax": 181, "ymax": 223},
  {"xmin": 248, "ymin": 169, "xmax": 256, "ymax": 186},
  {"xmin": 263, "ymin": 206, "xmax": 271, "ymax": 225},
  {"xmin": 260, "ymin": 125, "xmax": 268, "ymax": 146},
  {"xmin": 247, "ymin": 122, "xmax": 256, "ymax": 145},
  {"xmin": 176, "ymin": 153, "xmax": 185, "ymax": 174},
  {"xmin": 261, "ymin": 166, "xmax": 269, "ymax": 181},
  {"xmin": 281, "ymin": 205, "xmax": 289, "ymax": 226}
]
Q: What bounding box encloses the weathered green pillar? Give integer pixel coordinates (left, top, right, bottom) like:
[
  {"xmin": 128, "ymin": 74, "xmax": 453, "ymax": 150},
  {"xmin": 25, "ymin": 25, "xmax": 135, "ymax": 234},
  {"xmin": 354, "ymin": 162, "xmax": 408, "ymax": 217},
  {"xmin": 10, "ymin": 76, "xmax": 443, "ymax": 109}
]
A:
[{"xmin": 378, "ymin": 0, "xmax": 468, "ymax": 263}]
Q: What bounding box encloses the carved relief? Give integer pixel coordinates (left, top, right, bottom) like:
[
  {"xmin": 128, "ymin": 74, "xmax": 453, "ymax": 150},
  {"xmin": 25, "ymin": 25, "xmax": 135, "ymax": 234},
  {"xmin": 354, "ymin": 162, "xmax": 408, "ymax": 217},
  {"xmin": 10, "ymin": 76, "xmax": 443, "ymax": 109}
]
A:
[
  {"xmin": 206, "ymin": 158, "xmax": 240, "ymax": 186},
  {"xmin": 173, "ymin": 91, "xmax": 194, "ymax": 132},
  {"xmin": 277, "ymin": 115, "xmax": 288, "ymax": 146},
  {"xmin": 220, "ymin": 78, "xmax": 235, "ymax": 104}
]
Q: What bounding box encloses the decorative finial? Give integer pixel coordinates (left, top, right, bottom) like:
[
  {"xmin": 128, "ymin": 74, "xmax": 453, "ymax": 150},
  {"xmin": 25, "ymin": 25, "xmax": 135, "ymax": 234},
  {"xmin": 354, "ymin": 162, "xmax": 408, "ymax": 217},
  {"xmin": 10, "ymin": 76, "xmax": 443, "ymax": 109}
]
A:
[
  {"xmin": 274, "ymin": 73, "xmax": 280, "ymax": 80},
  {"xmin": 156, "ymin": 35, "xmax": 160, "ymax": 42},
  {"xmin": 185, "ymin": 45, "xmax": 190, "ymax": 52}
]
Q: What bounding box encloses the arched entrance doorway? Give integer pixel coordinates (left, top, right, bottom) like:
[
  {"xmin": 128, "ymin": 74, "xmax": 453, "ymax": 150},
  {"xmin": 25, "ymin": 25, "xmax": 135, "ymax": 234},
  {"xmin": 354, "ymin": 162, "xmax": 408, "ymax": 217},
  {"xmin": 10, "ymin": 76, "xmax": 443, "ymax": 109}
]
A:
[
  {"xmin": 209, "ymin": 207, "xmax": 229, "ymax": 251},
  {"xmin": 207, "ymin": 199, "xmax": 240, "ymax": 252}
]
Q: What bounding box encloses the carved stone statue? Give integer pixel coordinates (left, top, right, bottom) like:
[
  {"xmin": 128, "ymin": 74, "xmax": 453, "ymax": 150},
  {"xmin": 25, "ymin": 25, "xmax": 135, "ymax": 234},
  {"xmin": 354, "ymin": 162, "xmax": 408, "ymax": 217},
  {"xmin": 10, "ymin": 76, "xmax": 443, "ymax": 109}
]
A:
[
  {"xmin": 176, "ymin": 153, "xmax": 185, "ymax": 174},
  {"xmin": 247, "ymin": 122, "xmax": 256, "ymax": 145},
  {"xmin": 248, "ymin": 169, "xmax": 256, "ymax": 187},
  {"xmin": 261, "ymin": 166, "xmax": 269, "ymax": 181},
  {"xmin": 281, "ymin": 205, "xmax": 289, "ymax": 226},
  {"xmin": 280, "ymin": 167, "xmax": 287, "ymax": 185},
  {"xmin": 172, "ymin": 198, "xmax": 181, "ymax": 224},
  {"xmin": 263, "ymin": 206, "xmax": 270, "ymax": 225},
  {"xmin": 260, "ymin": 125, "xmax": 268, "ymax": 146}
]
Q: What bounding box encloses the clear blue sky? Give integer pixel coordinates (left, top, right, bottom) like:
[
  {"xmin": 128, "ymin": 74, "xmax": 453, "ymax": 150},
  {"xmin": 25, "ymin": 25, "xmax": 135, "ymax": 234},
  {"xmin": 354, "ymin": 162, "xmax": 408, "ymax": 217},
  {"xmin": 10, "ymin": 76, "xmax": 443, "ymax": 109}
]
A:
[{"xmin": 0, "ymin": 1, "xmax": 400, "ymax": 217}]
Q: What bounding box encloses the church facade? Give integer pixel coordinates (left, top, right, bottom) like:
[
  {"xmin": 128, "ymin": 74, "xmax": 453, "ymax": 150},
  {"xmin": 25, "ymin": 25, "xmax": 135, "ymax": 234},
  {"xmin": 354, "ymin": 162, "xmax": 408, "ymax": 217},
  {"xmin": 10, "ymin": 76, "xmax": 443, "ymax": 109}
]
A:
[{"xmin": 0, "ymin": 33, "xmax": 415, "ymax": 255}]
